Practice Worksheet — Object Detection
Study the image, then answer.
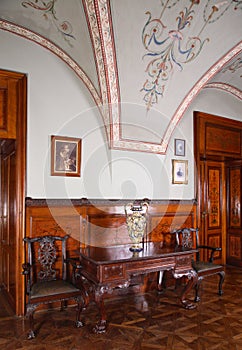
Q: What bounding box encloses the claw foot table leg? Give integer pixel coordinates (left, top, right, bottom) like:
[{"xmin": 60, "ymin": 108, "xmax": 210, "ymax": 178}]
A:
[
  {"xmin": 93, "ymin": 319, "xmax": 107, "ymax": 334},
  {"xmin": 94, "ymin": 290, "xmax": 108, "ymax": 333}
]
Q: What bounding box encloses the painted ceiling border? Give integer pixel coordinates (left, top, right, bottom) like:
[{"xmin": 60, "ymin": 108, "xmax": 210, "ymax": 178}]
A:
[
  {"xmin": 83, "ymin": 0, "xmax": 112, "ymax": 143},
  {"xmin": 109, "ymin": 42, "xmax": 242, "ymax": 154},
  {"xmin": 204, "ymin": 82, "xmax": 242, "ymax": 100},
  {"xmin": 92, "ymin": 0, "xmax": 242, "ymax": 154},
  {"xmin": 160, "ymin": 41, "xmax": 242, "ymax": 152},
  {"xmin": 97, "ymin": 0, "xmax": 120, "ymax": 138},
  {"xmin": 0, "ymin": 19, "xmax": 105, "ymax": 120},
  {"xmin": 83, "ymin": 0, "xmax": 123, "ymax": 148}
]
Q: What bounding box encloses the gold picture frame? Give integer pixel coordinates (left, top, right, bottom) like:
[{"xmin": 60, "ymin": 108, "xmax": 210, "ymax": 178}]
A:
[
  {"xmin": 172, "ymin": 159, "xmax": 188, "ymax": 184},
  {"xmin": 51, "ymin": 135, "xmax": 81, "ymax": 177}
]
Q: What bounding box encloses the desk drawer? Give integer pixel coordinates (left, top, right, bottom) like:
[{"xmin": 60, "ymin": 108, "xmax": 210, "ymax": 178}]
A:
[
  {"xmin": 100, "ymin": 263, "xmax": 125, "ymax": 282},
  {"xmin": 127, "ymin": 257, "xmax": 175, "ymax": 274}
]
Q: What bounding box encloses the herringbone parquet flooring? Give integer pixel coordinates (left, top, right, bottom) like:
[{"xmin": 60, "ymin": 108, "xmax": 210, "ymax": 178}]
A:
[{"xmin": 0, "ymin": 265, "xmax": 241, "ymax": 350}]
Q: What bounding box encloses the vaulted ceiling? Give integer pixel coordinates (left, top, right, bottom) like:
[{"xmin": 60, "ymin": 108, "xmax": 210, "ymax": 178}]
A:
[{"xmin": 0, "ymin": 0, "xmax": 241, "ymax": 154}]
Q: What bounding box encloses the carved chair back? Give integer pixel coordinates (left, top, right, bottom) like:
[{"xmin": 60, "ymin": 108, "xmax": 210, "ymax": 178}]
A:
[
  {"xmin": 175, "ymin": 227, "xmax": 198, "ymax": 251},
  {"xmin": 22, "ymin": 234, "xmax": 84, "ymax": 339},
  {"xmin": 23, "ymin": 235, "xmax": 69, "ymax": 295}
]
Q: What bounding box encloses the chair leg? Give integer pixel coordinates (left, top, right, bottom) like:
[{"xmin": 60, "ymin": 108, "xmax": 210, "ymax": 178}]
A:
[
  {"xmin": 75, "ymin": 297, "xmax": 84, "ymax": 328},
  {"xmin": 26, "ymin": 304, "xmax": 37, "ymax": 339},
  {"xmin": 194, "ymin": 278, "xmax": 202, "ymax": 302},
  {"xmin": 218, "ymin": 271, "xmax": 225, "ymax": 296}
]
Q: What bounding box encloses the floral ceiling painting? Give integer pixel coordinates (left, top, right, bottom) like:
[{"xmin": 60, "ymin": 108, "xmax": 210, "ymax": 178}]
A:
[
  {"xmin": 140, "ymin": 1, "xmax": 238, "ymax": 110},
  {"xmin": 0, "ymin": 0, "xmax": 241, "ymax": 154}
]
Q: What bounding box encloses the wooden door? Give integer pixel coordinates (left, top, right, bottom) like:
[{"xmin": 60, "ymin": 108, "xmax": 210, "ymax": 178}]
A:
[
  {"xmin": 226, "ymin": 160, "xmax": 242, "ymax": 267},
  {"xmin": 199, "ymin": 160, "xmax": 225, "ymax": 263},
  {"xmin": 0, "ymin": 70, "xmax": 27, "ymax": 316},
  {"xmin": 194, "ymin": 111, "xmax": 242, "ymax": 266},
  {"xmin": 0, "ymin": 140, "xmax": 17, "ymax": 308}
]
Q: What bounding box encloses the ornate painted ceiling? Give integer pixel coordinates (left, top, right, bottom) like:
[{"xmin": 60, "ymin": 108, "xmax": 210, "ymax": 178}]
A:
[{"xmin": 0, "ymin": 0, "xmax": 241, "ymax": 154}]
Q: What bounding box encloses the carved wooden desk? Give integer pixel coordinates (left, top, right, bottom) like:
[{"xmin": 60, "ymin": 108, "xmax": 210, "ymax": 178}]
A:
[{"xmin": 78, "ymin": 242, "xmax": 198, "ymax": 333}]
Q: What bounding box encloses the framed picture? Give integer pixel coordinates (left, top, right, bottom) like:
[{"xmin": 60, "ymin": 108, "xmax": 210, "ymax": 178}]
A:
[
  {"xmin": 174, "ymin": 139, "xmax": 185, "ymax": 156},
  {"xmin": 51, "ymin": 135, "xmax": 81, "ymax": 177},
  {"xmin": 172, "ymin": 160, "xmax": 188, "ymax": 184}
]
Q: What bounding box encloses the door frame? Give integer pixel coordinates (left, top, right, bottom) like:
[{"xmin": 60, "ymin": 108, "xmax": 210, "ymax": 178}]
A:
[{"xmin": 0, "ymin": 69, "xmax": 27, "ymax": 316}]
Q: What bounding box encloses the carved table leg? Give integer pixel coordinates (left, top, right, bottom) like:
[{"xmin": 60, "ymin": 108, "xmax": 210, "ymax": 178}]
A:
[
  {"xmin": 75, "ymin": 296, "xmax": 85, "ymax": 328},
  {"xmin": 174, "ymin": 269, "xmax": 198, "ymax": 310},
  {"xmin": 93, "ymin": 289, "xmax": 107, "ymax": 334}
]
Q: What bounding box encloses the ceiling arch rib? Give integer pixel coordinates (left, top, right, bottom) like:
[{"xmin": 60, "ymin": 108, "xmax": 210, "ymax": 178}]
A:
[
  {"xmin": 83, "ymin": 0, "xmax": 119, "ymax": 147},
  {"xmin": 91, "ymin": 0, "xmax": 242, "ymax": 154},
  {"xmin": 0, "ymin": 19, "xmax": 102, "ymax": 108},
  {"xmin": 204, "ymin": 83, "xmax": 242, "ymax": 100},
  {"xmin": 0, "ymin": 17, "xmax": 114, "ymax": 145},
  {"xmin": 163, "ymin": 41, "xmax": 242, "ymax": 148}
]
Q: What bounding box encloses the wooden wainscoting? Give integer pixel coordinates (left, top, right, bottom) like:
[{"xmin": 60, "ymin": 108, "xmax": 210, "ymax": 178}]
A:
[{"xmin": 25, "ymin": 198, "xmax": 197, "ymax": 248}]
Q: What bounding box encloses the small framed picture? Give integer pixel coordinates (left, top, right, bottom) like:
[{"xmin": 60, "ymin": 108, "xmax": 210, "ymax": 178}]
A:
[
  {"xmin": 174, "ymin": 139, "xmax": 185, "ymax": 156},
  {"xmin": 51, "ymin": 135, "xmax": 81, "ymax": 177},
  {"xmin": 172, "ymin": 160, "xmax": 188, "ymax": 184}
]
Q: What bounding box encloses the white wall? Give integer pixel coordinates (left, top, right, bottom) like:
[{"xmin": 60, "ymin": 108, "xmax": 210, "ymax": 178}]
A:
[
  {"xmin": 0, "ymin": 30, "xmax": 241, "ymax": 200},
  {"xmin": 188, "ymin": 88, "xmax": 242, "ymax": 122}
]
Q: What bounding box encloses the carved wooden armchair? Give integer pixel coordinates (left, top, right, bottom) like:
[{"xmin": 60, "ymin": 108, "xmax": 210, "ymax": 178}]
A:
[
  {"xmin": 22, "ymin": 234, "xmax": 84, "ymax": 339},
  {"xmin": 175, "ymin": 228, "xmax": 225, "ymax": 302}
]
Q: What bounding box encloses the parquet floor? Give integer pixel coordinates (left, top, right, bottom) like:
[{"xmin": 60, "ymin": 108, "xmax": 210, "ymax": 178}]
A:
[{"xmin": 0, "ymin": 265, "xmax": 241, "ymax": 350}]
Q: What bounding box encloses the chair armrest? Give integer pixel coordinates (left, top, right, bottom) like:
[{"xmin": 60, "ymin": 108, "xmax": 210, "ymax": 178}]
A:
[
  {"xmin": 65, "ymin": 257, "xmax": 82, "ymax": 269},
  {"xmin": 22, "ymin": 263, "xmax": 32, "ymax": 294},
  {"xmin": 197, "ymin": 245, "xmax": 222, "ymax": 262},
  {"xmin": 198, "ymin": 245, "xmax": 221, "ymax": 251},
  {"xmin": 65, "ymin": 258, "xmax": 82, "ymax": 285}
]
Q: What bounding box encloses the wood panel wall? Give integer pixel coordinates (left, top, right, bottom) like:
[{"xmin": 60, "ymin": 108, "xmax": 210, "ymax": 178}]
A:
[{"xmin": 25, "ymin": 198, "xmax": 197, "ymax": 249}]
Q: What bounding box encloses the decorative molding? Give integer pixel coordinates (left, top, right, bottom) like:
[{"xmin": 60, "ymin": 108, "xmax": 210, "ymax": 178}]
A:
[
  {"xmin": 25, "ymin": 197, "xmax": 196, "ymax": 207},
  {"xmin": 83, "ymin": 0, "xmax": 112, "ymax": 143},
  {"xmin": 163, "ymin": 41, "xmax": 242, "ymax": 149},
  {"xmin": 204, "ymin": 82, "xmax": 242, "ymax": 99},
  {"xmin": 0, "ymin": 19, "xmax": 105, "ymax": 120}
]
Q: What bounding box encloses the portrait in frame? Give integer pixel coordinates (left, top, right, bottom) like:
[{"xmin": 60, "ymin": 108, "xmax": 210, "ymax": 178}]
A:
[
  {"xmin": 51, "ymin": 135, "xmax": 81, "ymax": 177},
  {"xmin": 174, "ymin": 139, "xmax": 185, "ymax": 156},
  {"xmin": 172, "ymin": 159, "xmax": 188, "ymax": 184}
]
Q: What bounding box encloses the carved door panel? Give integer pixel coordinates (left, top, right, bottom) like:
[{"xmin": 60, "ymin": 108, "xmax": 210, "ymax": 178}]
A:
[
  {"xmin": 0, "ymin": 140, "xmax": 17, "ymax": 309},
  {"xmin": 226, "ymin": 161, "xmax": 242, "ymax": 267},
  {"xmin": 200, "ymin": 160, "xmax": 224, "ymax": 263},
  {"xmin": 0, "ymin": 75, "xmax": 18, "ymax": 139}
]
